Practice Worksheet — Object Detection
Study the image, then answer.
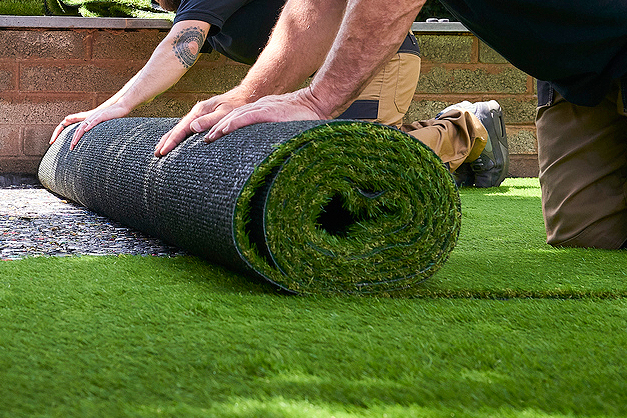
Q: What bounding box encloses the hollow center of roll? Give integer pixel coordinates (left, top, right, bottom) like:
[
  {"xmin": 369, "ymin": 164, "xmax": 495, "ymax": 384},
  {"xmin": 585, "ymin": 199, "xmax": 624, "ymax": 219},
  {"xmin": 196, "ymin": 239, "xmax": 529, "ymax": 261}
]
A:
[
  {"xmin": 316, "ymin": 190, "xmax": 386, "ymax": 237},
  {"xmin": 316, "ymin": 194, "xmax": 356, "ymax": 237}
]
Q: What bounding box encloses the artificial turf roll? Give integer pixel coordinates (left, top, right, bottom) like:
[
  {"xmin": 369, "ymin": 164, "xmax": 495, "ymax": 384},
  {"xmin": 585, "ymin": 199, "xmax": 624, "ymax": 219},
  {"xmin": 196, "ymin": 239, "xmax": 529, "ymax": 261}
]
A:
[{"xmin": 38, "ymin": 118, "xmax": 461, "ymax": 296}]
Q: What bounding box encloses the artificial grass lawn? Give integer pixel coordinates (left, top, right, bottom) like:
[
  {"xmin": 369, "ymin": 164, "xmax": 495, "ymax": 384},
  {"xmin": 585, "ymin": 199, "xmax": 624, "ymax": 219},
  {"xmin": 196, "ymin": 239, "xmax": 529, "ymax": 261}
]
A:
[{"xmin": 1, "ymin": 178, "xmax": 626, "ymax": 417}]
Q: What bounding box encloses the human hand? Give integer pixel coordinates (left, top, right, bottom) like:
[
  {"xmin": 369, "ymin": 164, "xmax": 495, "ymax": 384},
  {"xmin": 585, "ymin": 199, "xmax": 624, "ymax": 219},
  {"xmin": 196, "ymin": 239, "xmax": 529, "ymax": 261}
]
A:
[
  {"xmin": 154, "ymin": 88, "xmax": 250, "ymax": 157},
  {"xmin": 50, "ymin": 103, "xmax": 131, "ymax": 150},
  {"xmin": 50, "ymin": 110, "xmax": 93, "ymax": 146},
  {"xmin": 68, "ymin": 103, "xmax": 131, "ymax": 150},
  {"xmin": 205, "ymin": 88, "xmax": 328, "ymax": 142}
]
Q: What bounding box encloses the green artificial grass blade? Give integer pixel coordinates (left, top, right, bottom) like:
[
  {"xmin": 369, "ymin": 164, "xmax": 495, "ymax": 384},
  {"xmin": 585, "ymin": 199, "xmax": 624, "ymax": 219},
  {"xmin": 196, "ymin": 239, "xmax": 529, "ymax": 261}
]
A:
[
  {"xmin": 61, "ymin": 0, "xmax": 173, "ymax": 18},
  {"xmin": 417, "ymin": 178, "xmax": 627, "ymax": 298}
]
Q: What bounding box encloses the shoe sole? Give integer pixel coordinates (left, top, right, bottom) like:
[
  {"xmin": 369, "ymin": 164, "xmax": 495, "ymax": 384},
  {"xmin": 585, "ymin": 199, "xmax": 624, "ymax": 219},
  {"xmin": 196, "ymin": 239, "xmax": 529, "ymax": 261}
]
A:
[{"xmin": 474, "ymin": 100, "xmax": 509, "ymax": 187}]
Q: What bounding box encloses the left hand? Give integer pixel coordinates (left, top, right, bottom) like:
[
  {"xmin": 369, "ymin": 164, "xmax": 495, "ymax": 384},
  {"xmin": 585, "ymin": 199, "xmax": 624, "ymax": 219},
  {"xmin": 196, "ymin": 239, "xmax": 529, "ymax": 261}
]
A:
[{"xmin": 205, "ymin": 88, "xmax": 329, "ymax": 141}]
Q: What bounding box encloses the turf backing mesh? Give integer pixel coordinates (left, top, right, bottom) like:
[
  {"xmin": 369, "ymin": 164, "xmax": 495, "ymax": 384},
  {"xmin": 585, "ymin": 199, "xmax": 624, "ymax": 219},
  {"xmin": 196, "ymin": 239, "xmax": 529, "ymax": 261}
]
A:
[{"xmin": 38, "ymin": 118, "xmax": 461, "ymax": 296}]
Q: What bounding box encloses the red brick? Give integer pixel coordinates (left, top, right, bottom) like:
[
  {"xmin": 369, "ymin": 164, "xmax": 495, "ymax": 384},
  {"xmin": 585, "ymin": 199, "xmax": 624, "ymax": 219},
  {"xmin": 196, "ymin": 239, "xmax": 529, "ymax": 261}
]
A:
[
  {"xmin": 23, "ymin": 124, "xmax": 56, "ymax": 157},
  {"xmin": 128, "ymin": 94, "xmax": 200, "ymax": 118},
  {"xmin": 509, "ymin": 154, "xmax": 539, "ymax": 178},
  {"xmin": 0, "ymin": 157, "xmax": 41, "ymax": 174},
  {"xmin": 0, "ymin": 94, "xmax": 93, "ymax": 125},
  {"xmin": 0, "ymin": 125, "xmax": 21, "ymax": 156},
  {"xmin": 172, "ymin": 63, "xmax": 249, "ymax": 93},
  {"xmin": 419, "ymin": 34, "xmax": 474, "ymax": 63},
  {"xmin": 19, "ymin": 62, "xmax": 140, "ymax": 93},
  {"xmin": 92, "ymin": 30, "xmax": 168, "ymax": 61},
  {"xmin": 94, "ymin": 92, "xmax": 214, "ymax": 118},
  {"xmin": 507, "ymin": 127, "xmax": 538, "ymax": 154},
  {"xmin": 0, "ymin": 63, "xmax": 17, "ymax": 91},
  {"xmin": 0, "ymin": 29, "xmax": 88, "ymax": 60},
  {"xmin": 416, "ymin": 65, "xmax": 529, "ymax": 94}
]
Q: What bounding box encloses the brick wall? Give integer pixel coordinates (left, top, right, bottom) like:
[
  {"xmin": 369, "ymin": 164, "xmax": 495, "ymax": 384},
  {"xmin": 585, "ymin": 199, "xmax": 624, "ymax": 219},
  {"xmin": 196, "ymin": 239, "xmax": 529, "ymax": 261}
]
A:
[{"xmin": 0, "ymin": 17, "xmax": 538, "ymax": 177}]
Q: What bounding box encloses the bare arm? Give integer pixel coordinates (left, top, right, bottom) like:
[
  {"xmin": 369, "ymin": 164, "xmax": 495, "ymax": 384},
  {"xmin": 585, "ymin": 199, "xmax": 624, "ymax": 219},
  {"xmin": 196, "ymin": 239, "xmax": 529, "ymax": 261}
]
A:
[
  {"xmin": 206, "ymin": 0, "xmax": 425, "ymax": 140},
  {"xmin": 237, "ymin": 0, "xmax": 347, "ymax": 100},
  {"xmin": 50, "ymin": 20, "xmax": 210, "ymax": 149},
  {"xmin": 154, "ymin": 0, "xmax": 347, "ymax": 156},
  {"xmin": 308, "ymin": 0, "xmax": 425, "ymax": 117}
]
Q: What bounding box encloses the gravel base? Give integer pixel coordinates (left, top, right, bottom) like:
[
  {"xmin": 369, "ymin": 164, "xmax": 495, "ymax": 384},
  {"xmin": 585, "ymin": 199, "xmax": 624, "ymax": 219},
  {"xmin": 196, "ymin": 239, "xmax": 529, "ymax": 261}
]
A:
[{"xmin": 1, "ymin": 184, "xmax": 186, "ymax": 260}]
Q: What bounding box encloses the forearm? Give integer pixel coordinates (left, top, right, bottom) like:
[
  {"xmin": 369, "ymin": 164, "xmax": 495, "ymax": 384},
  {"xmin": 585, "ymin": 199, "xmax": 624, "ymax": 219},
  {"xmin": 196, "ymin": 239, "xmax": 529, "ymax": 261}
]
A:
[
  {"xmin": 106, "ymin": 20, "xmax": 210, "ymax": 112},
  {"xmin": 95, "ymin": 71, "xmax": 142, "ymax": 110},
  {"xmin": 237, "ymin": 0, "xmax": 347, "ymax": 101},
  {"xmin": 308, "ymin": 0, "xmax": 425, "ymax": 118}
]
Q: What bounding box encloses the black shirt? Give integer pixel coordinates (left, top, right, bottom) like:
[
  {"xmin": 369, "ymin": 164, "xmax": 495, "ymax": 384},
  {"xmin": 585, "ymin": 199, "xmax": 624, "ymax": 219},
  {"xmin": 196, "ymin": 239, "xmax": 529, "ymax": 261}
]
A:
[
  {"xmin": 441, "ymin": 0, "xmax": 627, "ymax": 106},
  {"xmin": 173, "ymin": 0, "xmax": 284, "ymax": 65}
]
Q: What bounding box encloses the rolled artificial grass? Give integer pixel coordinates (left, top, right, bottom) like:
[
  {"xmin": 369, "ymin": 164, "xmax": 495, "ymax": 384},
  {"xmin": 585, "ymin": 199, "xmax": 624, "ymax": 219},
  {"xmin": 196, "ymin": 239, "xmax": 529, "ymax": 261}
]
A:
[{"xmin": 38, "ymin": 118, "xmax": 461, "ymax": 296}]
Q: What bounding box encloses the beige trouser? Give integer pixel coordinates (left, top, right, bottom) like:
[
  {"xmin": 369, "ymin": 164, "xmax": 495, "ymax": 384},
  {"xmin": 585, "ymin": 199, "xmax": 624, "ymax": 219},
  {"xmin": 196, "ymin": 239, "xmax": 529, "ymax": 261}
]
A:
[
  {"xmin": 537, "ymin": 82, "xmax": 627, "ymax": 249},
  {"xmin": 343, "ymin": 48, "xmax": 487, "ymax": 173},
  {"xmin": 401, "ymin": 111, "xmax": 487, "ymax": 173}
]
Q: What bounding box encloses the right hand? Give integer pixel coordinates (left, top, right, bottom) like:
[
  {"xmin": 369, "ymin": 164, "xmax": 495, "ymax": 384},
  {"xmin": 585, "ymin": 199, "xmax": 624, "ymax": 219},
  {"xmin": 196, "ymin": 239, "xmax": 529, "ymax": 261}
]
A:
[
  {"xmin": 154, "ymin": 88, "xmax": 250, "ymax": 157},
  {"xmin": 50, "ymin": 102, "xmax": 131, "ymax": 150}
]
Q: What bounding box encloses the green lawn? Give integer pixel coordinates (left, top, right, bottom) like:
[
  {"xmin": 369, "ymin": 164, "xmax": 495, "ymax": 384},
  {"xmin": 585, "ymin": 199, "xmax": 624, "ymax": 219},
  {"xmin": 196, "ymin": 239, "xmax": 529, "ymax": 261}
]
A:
[{"xmin": 1, "ymin": 178, "xmax": 625, "ymax": 417}]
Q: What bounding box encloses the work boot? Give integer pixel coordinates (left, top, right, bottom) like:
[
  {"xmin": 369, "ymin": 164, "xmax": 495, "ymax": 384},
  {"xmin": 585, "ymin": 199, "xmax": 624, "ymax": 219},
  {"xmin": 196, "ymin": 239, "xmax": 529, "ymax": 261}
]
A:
[
  {"xmin": 452, "ymin": 162, "xmax": 474, "ymax": 188},
  {"xmin": 438, "ymin": 100, "xmax": 509, "ymax": 188}
]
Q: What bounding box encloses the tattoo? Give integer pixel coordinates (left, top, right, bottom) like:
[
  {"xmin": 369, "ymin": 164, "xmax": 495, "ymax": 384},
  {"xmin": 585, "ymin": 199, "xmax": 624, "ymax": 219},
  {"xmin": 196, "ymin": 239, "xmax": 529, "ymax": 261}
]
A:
[{"xmin": 172, "ymin": 26, "xmax": 206, "ymax": 69}]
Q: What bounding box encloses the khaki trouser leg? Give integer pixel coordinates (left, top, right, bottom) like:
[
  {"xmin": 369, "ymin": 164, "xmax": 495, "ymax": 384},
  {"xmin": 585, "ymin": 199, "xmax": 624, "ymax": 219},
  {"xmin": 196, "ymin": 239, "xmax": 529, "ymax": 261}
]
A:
[
  {"xmin": 401, "ymin": 111, "xmax": 488, "ymax": 173},
  {"xmin": 342, "ymin": 37, "xmax": 486, "ymax": 173},
  {"xmin": 537, "ymin": 83, "xmax": 627, "ymax": 249},
  {"xmin": 354, "ymin": 52, "xmax": 422, "ymax": 127}
]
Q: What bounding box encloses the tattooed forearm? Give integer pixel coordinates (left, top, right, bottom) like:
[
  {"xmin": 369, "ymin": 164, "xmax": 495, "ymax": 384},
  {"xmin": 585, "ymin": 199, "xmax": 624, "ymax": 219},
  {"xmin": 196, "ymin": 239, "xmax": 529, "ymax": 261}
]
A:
[{"xmin": 172, "ymin": 26, "xmax": 206, "ymax": 69}]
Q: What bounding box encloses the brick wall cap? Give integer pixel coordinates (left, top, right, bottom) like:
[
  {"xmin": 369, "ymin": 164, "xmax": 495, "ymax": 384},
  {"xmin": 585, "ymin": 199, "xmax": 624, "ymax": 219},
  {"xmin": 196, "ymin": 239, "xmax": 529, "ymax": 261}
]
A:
[
  {"xmin": 0, "ymin": 16, "xmax": 465, "ymax": 33},
  {"xmin": 412, "ymin": 22, "xmax": 469, "ymax": 33},
  {"xmin": 0, "ymin": 15, "xmax": 172, "ymax": 30}
]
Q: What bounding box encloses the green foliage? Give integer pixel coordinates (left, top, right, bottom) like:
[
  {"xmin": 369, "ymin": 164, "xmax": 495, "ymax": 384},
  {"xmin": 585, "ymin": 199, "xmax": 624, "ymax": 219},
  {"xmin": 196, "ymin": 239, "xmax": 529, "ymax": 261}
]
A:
[
  {"xmin": 1, "ymin": 178, "xmax": 627, "ymax": 417},
  {"xmin": 0, "ymin": 0, "xmax": 173, "ymax": 18},
  {"xmin": 0, "ymin": 0, "xmax": 46, "ymax": 15}
]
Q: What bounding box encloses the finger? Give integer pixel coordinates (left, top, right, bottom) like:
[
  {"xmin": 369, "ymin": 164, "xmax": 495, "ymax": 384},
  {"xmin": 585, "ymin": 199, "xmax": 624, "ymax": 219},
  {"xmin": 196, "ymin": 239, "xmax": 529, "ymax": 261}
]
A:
[
  {"xmin": 155, "ymin": 119, "xmax": 194, "ymax": 157},
  {"xmin": 69, "ymin": 118, "xmax": 97, "ymax": 150},
  {"xmin": 206, "ymin": 104, "xmax": 271, "ymax": 141},
  {"xmin": 155, "ymin": 101, "xmax": 215, "ymax": 156},
  {"xmin": 205, "ymin": 104, "xmax": 253, "ymax": 140},
  {"xmin": 63, "ymin": 112, "xmax": 90, "ymax": 125},
  {"xmin": 50, "ymin": 123, "xmax": 66, "ymax": 145},
  {"xmin": 154, "ymin": 131, "xmax": 171, "ymax": 157},
  {"xmin": 205, "ymin": 114, "xmax": 232, "ymax": 141},
  {"xmin": 70, "ymin": 123, "xmax": 88, "ymax": 150},
  {"xmin": 190, "ymin": 107, "xmax": 232, "ymax": 137},
  {"xmin": 50, "ymin": 113, "xmax": 89, "ymax": 144}
]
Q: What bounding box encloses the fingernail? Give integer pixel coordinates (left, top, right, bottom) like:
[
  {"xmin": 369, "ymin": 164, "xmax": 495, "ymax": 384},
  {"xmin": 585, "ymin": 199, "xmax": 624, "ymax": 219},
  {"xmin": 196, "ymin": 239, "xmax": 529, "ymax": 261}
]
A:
[{"xmin": 190, "ymin": 121, "xmax": 201, "ymax": 133}]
